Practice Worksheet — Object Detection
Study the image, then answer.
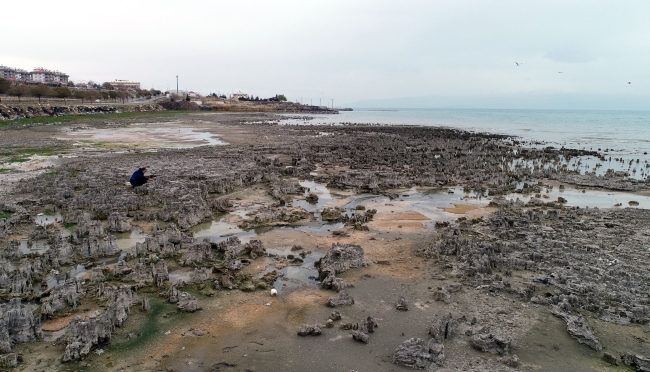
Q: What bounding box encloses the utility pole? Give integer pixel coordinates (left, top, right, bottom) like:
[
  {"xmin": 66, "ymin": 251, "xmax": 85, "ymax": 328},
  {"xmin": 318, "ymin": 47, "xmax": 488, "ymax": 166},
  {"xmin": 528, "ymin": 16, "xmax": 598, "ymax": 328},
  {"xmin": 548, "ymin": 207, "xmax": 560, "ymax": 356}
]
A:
[
  {"xmin": 176, "ymin": 76, "xmax": 178, "ymax": 93},
  {"xmin": 331, "ymin": 98, "xmax": 333, "ymax": 108},
  {"xmin": 320, "ymin": 98, "xmax": 321, "ymax": 106}
]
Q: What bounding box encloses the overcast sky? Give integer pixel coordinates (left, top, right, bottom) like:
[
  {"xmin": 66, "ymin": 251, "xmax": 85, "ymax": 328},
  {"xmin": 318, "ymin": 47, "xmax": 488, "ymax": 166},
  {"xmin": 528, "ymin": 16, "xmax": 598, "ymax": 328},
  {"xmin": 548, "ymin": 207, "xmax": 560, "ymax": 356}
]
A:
[{"xmin": 3, "ymin": 0, "xmax": 649, "ymax": 109}]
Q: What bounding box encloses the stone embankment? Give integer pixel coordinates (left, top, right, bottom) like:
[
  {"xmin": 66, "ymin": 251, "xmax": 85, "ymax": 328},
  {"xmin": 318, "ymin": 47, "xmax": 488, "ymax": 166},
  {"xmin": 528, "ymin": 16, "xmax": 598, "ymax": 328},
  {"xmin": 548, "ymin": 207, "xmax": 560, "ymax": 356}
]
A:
[
  {"xmin": 203, "ymin": 100, "xmax": 340, "ymax": 114},
  {"xmin": 0, "ymin": 104, "xmax": 163, "ymax": 121},
  {"xmin": 0, "ymin": 101, "xmax": 340, "ymax": 121}
]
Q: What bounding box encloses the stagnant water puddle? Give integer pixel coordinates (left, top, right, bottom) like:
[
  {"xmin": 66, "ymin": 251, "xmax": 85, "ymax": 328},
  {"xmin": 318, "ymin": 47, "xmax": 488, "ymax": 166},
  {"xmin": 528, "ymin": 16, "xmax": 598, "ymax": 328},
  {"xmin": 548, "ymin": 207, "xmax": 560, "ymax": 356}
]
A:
[
  {"xmin": 114, "ymin": 227, "xmax": 147, "ymax": 251},
  {"xmin": 292, "ymin": 180, "xmax": 334, "ymax": 212},
  {"xmin": 191, "ymin": 220, "xmax": 257, "ymax": 244},
  {"xmin": 505, "ymin": 184, "xmax": 650, "ymax": 209},
  {"xmin": 264, "ymin": 246, "xmax": 324, "ymax": 295},
  {"xmin": 35, "ymin": 212, "xmax": 62, "ymax": 226},
  {"xmin": 19, "ymin": 239, "xmax": 49, "ymax": 254}
]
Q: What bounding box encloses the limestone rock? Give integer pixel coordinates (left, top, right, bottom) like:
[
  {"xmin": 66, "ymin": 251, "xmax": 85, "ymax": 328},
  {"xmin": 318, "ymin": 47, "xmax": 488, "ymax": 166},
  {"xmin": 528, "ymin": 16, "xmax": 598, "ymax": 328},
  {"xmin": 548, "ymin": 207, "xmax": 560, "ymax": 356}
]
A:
[
  {"xmin": 621, "ymin": 352, "xmax": 650, "ymax": 372},
  {"xmin": 429, "ymin": 313, "xmax": 456, "ymax": 342},
  {"xmin": 329, "ymin": 310, "xmax": 341, "ymax": 321},
  {"xmin": 297, "ymin": 324, "xmax": 324, "ymax": 336},
  {"xmin": 107, "ymin": 212, "xmax": 132, "ymax": 233},
  {"xmin": 326, "ymin": 291, "xmax": 354, "ymax": 307},
  {"xmin": 316, "ymin": 243, "xmax": 368, "ymax": 281},
  {"xmin": 41, "ymin": 278, "xmax": 86, "ymax": 316},
  {"xmin": 392, "ymin": 338, "xmax": 445, "ymax": 369},
  {"xmin": 177, "ymin": 292, "xmax": 200, "ymax": 312},
  {"xmin": 550, "ymin": 303, "xmax": 602, "ymax": 351},
  {"xmin": 396, "ymin": 296, "xmax": 409, "ymax": 311},
  {"xmin": 470, "ymin": 333, "xmax": 512, "ymax": 355}
]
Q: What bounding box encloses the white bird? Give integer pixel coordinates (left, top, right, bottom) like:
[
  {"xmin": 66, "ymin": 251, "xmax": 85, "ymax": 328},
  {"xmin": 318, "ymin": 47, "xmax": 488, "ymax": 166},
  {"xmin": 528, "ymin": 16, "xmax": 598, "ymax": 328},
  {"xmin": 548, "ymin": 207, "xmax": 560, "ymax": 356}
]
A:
[{"xmin": 270, "ymin": 288, "xmax": 278, "ymax": 296}]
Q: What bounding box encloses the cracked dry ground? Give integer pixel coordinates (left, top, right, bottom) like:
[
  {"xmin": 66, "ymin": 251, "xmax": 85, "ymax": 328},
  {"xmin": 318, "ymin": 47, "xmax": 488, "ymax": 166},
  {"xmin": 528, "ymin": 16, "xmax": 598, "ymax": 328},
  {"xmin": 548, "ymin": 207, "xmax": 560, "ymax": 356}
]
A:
[{"xmin": 0, "ymin": 112, "xmax": 648, "ymax": 372}]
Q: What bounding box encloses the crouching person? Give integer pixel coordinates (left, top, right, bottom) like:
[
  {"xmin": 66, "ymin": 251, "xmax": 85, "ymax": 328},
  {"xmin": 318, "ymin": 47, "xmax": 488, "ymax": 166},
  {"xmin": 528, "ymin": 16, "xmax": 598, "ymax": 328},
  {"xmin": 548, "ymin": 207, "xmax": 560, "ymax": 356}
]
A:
[{"xmin": 130, "ymin": 167, "xmax": 153, "ymax": 188}]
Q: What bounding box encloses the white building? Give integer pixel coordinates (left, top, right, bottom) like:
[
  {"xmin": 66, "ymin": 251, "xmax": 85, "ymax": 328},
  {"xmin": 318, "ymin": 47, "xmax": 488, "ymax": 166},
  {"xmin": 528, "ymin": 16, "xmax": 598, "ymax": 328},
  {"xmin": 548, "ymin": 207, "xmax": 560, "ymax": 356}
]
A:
[
  {"xmin": 0, "ymin": 65, "xmax": 68, "ymax": 85},
  {"xmin": 109, "ymin": 80, "xmax": 141, "ymax": 90}
]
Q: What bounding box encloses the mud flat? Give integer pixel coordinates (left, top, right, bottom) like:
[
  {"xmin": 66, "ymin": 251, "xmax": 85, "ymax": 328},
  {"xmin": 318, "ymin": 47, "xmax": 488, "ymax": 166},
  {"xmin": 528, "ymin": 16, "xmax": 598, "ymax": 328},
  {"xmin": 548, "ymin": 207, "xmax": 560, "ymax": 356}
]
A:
[{"xmin": 0, "ymin": 112, "xmax": 648, "ymax": 371}]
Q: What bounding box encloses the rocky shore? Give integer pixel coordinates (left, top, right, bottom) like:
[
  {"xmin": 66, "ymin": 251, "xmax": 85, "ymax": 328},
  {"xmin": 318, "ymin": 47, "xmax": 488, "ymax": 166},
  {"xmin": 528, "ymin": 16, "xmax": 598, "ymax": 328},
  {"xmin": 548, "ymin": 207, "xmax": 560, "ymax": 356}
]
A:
[
  {"xmin": 0, "ymin": 101, "xmax": 339, "ymax": 121},
  {"xmin": 0, "ymin": 113, "xmax": 648, "ymax": 371},
  {"xmin": 0, "ymin": 104, "xmax": 163, "ymax": 121}
]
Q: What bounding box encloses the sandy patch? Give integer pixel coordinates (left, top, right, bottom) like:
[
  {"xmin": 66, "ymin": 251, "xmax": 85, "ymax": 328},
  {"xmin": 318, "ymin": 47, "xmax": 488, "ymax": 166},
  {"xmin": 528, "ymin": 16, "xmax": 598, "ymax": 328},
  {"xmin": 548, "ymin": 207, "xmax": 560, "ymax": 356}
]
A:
[
  {"xmin": 442, "ymin": 204, "xmax": 482, "ymax": 214},
  {"xmin": 41, "ymin": 307, "xmax": 101, "ymax": 331},
  {"xmin": 374, "ymin": 210, "xmax": 430, "ymax": 221}
]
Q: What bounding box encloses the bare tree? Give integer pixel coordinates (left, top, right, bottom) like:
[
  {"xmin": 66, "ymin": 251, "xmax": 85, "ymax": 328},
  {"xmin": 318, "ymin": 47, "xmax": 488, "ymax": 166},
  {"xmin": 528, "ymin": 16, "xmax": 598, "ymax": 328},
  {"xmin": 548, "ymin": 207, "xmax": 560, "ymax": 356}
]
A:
[
  {"xmin": 73, "ymin": 90, "xmax": 87, "ymax": 104},
  {"xmin": 30, "ymin": 84, "xmax": 52, "ymax": 103},
  {"xmin": 8, "ymin": 85, "xmax": 30, "ymax": 103},
  {"xmin": 53, "ymin": 87, "xmax": 72, "ymax": 104},
  {"xmin": 0, "ymin": 78, "xmax": 10, "ymax": 103}
]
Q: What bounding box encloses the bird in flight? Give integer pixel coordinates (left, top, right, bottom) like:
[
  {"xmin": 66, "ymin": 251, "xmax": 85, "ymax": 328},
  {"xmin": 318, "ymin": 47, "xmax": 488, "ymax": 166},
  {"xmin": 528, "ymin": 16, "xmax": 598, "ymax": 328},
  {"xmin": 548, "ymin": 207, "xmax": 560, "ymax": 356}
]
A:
[
  {"xmin": 559, "ymin": 72, "xmax": 563, "ymax": 73},
  {"xmin": 515, "ymin": 62, "xmax": 522, "ymax": 66},
  {"xmin": 628, "ymin": 82, "xmax": 632, "ymax": 84}
]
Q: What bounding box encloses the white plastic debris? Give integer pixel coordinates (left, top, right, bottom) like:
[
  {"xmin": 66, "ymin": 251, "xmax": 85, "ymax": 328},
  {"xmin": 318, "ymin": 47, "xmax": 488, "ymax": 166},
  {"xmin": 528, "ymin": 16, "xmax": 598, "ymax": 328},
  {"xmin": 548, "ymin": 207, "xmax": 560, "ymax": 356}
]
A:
[{"xmin": 270, "ymin": 288, "xmax": 278, "ymax": 296}]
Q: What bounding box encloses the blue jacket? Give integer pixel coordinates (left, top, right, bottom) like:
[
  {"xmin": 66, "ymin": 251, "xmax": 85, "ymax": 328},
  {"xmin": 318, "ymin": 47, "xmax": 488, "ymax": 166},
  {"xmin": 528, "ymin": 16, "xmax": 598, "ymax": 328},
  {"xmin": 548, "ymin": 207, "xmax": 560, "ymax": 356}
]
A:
[{"xmin": 130, "ymin": 168, "xmax": 149, "ymax": 185}]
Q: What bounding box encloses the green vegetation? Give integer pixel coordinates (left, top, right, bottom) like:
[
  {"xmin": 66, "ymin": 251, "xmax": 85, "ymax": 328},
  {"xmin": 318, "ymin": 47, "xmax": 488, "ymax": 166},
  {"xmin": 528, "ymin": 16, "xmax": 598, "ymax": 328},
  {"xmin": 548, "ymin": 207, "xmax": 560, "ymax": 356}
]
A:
[
  {"xmin": 45, "ymin": 171, "xmax": 60, "ymax": 176},
  {"xmin": 109, "ymin": 297, "xmax": 190, "ymax": 353},
  {"xmin": 0, "ymin": 110, "xmax": 191, "ymax": 129},
  {"xmin": 8, "ymin": 158, "xmax": 29, "ymax": 163},
  {"xmin": 64, "ymin": 222, "xmax": 76, "ymax": 229},
  {"xmin": 0, "ymin": 168, "xmax": 10, "ymax": 173},
  {"xmin": 0, "ymin": 210, "xmax": 13, "ymax": 219},
  {"xmin": 43, "ymin": 209, "xmax": 55, "ymax": 216}
]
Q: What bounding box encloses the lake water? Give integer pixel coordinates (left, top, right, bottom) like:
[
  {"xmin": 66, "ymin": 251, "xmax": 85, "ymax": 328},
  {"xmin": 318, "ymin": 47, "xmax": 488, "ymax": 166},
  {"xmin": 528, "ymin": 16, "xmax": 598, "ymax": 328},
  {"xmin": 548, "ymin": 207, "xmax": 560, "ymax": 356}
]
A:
[{"xmin": 281, "ymin": 108, "xmax": 650, "ymax": 179}]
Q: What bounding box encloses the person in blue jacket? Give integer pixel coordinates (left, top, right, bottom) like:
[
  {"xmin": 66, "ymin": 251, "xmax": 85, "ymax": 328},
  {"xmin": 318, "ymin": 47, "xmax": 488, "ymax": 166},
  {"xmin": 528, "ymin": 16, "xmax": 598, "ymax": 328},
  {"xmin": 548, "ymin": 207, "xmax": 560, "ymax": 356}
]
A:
[{"xmin": 129, "ymin": 167, "xmax": 153, "ymax": 187}]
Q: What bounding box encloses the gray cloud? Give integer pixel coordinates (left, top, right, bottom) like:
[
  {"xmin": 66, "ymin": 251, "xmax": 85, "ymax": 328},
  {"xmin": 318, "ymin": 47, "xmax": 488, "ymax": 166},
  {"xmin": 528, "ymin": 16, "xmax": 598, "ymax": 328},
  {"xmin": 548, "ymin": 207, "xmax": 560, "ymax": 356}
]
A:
[
  {"xmin": 544, "ymin": 48, "xmax": 598, "ymax": 63},
  {"xmin": 1, "ymin": 0, "xmax": 649, "ymax": 109}
]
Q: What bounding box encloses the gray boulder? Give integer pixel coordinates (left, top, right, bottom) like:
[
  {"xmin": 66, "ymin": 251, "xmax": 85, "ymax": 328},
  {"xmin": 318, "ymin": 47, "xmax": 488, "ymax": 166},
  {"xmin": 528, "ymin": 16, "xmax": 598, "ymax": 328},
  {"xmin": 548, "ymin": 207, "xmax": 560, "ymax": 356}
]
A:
[{"xmin": 392, "ymin": 338, "xmax": 445, "ymax": 369}]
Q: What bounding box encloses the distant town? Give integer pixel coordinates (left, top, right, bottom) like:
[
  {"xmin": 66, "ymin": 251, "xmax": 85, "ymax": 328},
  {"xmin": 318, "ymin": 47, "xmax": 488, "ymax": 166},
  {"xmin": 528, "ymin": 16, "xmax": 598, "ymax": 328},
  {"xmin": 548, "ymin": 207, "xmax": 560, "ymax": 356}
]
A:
[
  {"xmin": 0, "ymin": 64, "xmax": 143, "ymax": 91},
  {"xmin": 0, "ymin": 64, "xmax": 337, "ymax": 109}
]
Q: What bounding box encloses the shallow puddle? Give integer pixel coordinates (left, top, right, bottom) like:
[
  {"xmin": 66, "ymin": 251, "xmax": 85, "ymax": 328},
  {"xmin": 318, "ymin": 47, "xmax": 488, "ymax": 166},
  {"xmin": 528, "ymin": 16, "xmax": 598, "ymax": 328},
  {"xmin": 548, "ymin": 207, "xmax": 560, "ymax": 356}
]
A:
[
  {"xmin": 191, "ymin": 219, "xmax": 257, "ymax": 244},
  {"xmin": 61, "ymin": 125, "xmax": 227, "ymax": 148},
  {"xmin": 19, "ymin": 239, "xmax": 50, "ymax": 254},
  {"xmin": 115, "ymin": 227, "xmax": 147, "ymax": 251},
  {"xmin": 292, "ymin": 180, "xmax": 334, "ymax": 212},
  {"xmin": 264, "ymin": 246, "xmax": 324, "ymax": 295},
  {"xmin": 506, "ymin": 185, "xmax": 650, "ymax": 209},
  {"xmin": 35, "ymin": 212, "xmax": 62, "ymax": 226}
]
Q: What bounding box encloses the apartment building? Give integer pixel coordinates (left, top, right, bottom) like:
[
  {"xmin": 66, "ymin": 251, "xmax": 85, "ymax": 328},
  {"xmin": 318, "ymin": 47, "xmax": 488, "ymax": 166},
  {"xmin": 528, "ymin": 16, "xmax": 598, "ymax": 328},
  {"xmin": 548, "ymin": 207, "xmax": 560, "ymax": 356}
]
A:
[
  {"xmin": 0, "ymin": 65, "xmax": 69, "ymax": 85},
  {"xmin": 109, "ymin": 80, "xmax": 140, "ymax": 90}
]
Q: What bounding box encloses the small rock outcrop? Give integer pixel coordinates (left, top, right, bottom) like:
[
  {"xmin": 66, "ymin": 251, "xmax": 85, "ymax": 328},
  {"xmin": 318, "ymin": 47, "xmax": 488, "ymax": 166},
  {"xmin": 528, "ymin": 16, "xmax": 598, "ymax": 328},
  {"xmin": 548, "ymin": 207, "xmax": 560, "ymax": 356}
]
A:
[
  {"xmin": 316, "ymin": 243, "xmax": 368, "ymax": 281},
  {"xmin": 61, "ymin": 286, "xmax": 139, "ymax": 362},
  {"xmin": 470, "ymin": 333, "xmax": 512, "ymax": 355},
  {"xmin": 396, "ymin": 296, "xmax": 409, "ymax": 311},
  {"xmin": 429, "ymin": 313, "xmax": 456, "ymax": 342},
  {"xmin": 550, "ymin": 303, "xmax": 602, "ymax": 351},
  {"xmin": 326, "ymin": 291, "xmax": 354, "ymax": 307},
  {"xmin": 177, "ymin": 292, "xmax": 200, "ymax": 312},
  {"xmin": 297, "ymin": 324, "xmax": 325, "ymax": 336},
  {"xmin": 621, "ymin": 352, "xmax": 650, "ymax": 372},
  {"xmin": 392, "ymin": 338, "xmax": 445, "ymax": 369},
  {"xmin": 41, "ymin": 278, "xmax": 86, "ymax": 316}
]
